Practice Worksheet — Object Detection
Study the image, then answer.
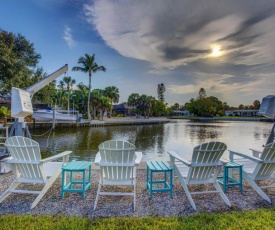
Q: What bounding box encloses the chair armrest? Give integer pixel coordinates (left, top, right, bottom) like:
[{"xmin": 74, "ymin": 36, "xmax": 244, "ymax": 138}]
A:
[
  {"xmin": 249, "ymin": 148, "xmax": 262, "ymax": 153},
  {"xmin": 135, "ymin": 152, "xmax": 142, "ymax": 165},
  {"xmin": 220, "ymin": 158, "xmax": 229, "ymax": 164},
  {"xmin": 168, "ymin": 151, "xmax": 191, "ymax": 166},
  {"xmin": 249, "ymin": 148, "xmax": 262, "ymax": 158},
  {"xmin": 191, "ymin": 161, "xmax": 224, "ymax": 167},
  {"xmin": 229, "ymin": 150, "xmax": 263, "ymax": 163},
  {"xmin": 40, "ymin": 151, "xmax": 72, "ymax": 164}
]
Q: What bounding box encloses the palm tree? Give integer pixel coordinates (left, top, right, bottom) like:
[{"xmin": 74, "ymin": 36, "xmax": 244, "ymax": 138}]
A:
[
  {"xmin": 90, "ymin": 89, "xmax": 104, "ymax": 119},
  {"xmin": 157, "ymin": 83, "xmax": 166, "ymax": 102},
  {"xmin": 98, "ymin": 96, "xmax": 111, "ymax": 121},
  {"xmin": 59, "ymin": 76, "xmax": 76, "ymax": 111},
  {"xmin": 72, "ymin": 53, "xmax": 106, "ymax": 122},
  {"xmin": 145, "ymin": 96, "xmax": 156, "ymax": 118},
  {"xmin": 75, "ymin": 83, "xmax": 89, "ymax": 115},
  {"xmin": 56, "ymin": 89, "xmax": 66, "ymax": 109},
  {"xmin": 58, "ymin": 80, "xmax": 65, "ymax": 90},
  {"xmin": 104, "ymin": 86, "xmax": 119, "ymax": 117},
  {"xmin": 128, "ymin": 93, "xmax": 140, "ymax": 117}
]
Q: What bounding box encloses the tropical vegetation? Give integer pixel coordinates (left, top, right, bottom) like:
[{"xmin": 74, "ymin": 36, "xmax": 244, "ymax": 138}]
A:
[
  {"xmin": 157, "ymin": 83, "xmax": 166, "ymax": 103},
  {"xmin": 104, "ymin": 86, "xmax": 119, "ymax": 117},
  {"xmin": 184, "ymin": 88, "xmax": 261, "ymax": 117},
  {"xmin": 0, "ymin": 28, "xmax": 41, "ymax": 94},
  {"xmin": 72, "ymin": 53, "xmax": 106, "ymax": 122},
  {"xmin": 127, "ymin": 92, "xmax": 171, "ymax": 118},
  {"xmin": 0, "ymin": 106, "xmax": 10, "ymax": 119}
]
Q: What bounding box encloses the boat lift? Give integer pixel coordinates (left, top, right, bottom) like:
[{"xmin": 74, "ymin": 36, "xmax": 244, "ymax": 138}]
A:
[
  {"xmin": 9, "ymin": 64, "xmax": 68, "ymax": 137},
  {"xmin": 258, "ymin": 95, "xmax": 275, "ymax": 145}
]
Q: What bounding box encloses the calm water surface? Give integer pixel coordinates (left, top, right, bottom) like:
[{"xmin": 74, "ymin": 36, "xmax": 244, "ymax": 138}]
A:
[{"xmin": 31, "ymin": 120, "xmax": 272, "ymax": 161}]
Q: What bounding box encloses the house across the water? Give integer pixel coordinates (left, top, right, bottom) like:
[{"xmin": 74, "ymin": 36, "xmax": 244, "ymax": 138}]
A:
[
  {"xmin": 225, "ymin": 110, "xmax": 259, "ymax": 117},
  {"xmin": 113, "ymin": 104, "xmax": 135, "ymax": 116},
  {"xmin": 172, "ymin": 110, "xmax": 191, "ymax": 116}
]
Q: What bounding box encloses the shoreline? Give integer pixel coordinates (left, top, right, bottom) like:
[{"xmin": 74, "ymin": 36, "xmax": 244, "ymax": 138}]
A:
[
  {"xmin": 3, "ymin": 116, "xmax": 272, "ymax": 130},
  {"xmin": 26, "ymin": 117, "xmax": 170, "ymax": 129},
  {"xmin": 170, "ymin": 116, "xmax": 273, "ymax": 122}
]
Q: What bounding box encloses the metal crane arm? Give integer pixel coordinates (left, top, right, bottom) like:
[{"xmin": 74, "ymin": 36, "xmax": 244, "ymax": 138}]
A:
[
  {"xmin": 11, "ymin": 64, "xmax": 68, "ymax": 119},
  {"xmin": 25, "ymin": 64, "xmax": 68, "ymax": 96}
]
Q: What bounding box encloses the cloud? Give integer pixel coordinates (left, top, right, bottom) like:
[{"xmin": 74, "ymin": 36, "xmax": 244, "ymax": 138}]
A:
[
  {"xmin": 83, "ymin": 0, "xmax": 275, "ymax": 106},
  {"xmin": 84, "ymin": 0, "xmax": 275, "ymax": 69},
  {"xmin": 63, "ymin": 26, "xmax": 76, "ymax": 48},
  {"xmin": 167, "ymin": 84, "xmax": 197, "ymax": 95}
]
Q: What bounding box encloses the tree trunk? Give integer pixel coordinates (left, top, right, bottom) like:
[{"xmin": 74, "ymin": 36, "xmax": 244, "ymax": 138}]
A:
[
  {"xmin": 67, "ymin": 91, "xmax": 70, "ymax": 112},
  {"xmin": 100, "ymin": 110, "xmax": 104, "ymax": 121},
  {"xmin": 110, "ymin": 102, "xmax": 113, "ymax": 117},
  {"xmin": 87, "ymin": 72, "xmax": 92, "ymax": 122}
]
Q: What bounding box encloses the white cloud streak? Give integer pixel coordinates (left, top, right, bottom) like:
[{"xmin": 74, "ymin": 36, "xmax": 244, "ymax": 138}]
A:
[{"xmin": 63, "ymin": 26, "xmax": 76, "ymax": 49}]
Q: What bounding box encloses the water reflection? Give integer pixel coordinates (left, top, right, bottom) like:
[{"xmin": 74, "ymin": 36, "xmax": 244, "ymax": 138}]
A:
[
  {"xmin": 186, "ymin": 124, "xmax": 222, "ymax": 142},
  {"xmin": 31, "ymin": 120, "xmax": 273, "ymax": 161}
]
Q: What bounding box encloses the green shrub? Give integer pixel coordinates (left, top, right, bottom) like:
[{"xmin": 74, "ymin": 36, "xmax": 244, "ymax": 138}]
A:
[
  {"xmin": 116, "ymin": 114, "xmax": 124, "ymax": 117},
  {"xmin": 0, "ymin": 106, "xmax": 10, "ymax": 118}
]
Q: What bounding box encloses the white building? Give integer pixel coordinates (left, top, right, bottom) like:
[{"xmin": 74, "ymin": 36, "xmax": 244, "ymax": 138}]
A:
[
  {"xmin": 225, "ymin": 110, "xmax": 258, "ymax": 117},
  {"xmin": 172, "ymin": 110, "xmax": 191, "ymax": 116}
]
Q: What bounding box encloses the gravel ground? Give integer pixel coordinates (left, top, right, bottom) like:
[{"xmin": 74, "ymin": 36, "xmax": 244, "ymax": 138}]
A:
[{"xmin": 0, "ymin": 169, "xmax": 275, "ymax": 218}]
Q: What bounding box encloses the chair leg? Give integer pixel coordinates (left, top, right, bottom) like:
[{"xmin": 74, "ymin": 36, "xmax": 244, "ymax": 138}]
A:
[
  {"xmin": 213, "ymin": 182, "xmax": 231, "ymax": 206},
  {"xmin": 133, "ymin": 183, "xmax": 136, "ymax": 211},
  {"xmin": 175, "ymin": 167, "xmax": 197, "ymax": 210},
  {"xmin": 94, "ymin": 183, "xmax": 102, "ymax": 210},
  {"xmin": 0, "ymin": 181, "xmax": 20, "ymax": 203},
  {"xmin": 182, "ymin": 183, "xmax": 197, "ymax": 211},
  {"xmin": 31, "ymin": 170, "xmax": 61, "ymax": 209},
  {"xmin": 243, "ymin": 173, "xmax": 271, "ymax": 203}
]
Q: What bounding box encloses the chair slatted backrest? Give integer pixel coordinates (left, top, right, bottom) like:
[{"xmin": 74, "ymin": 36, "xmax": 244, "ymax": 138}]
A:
[
  {"xmin": 187, "ymin": 142, "xmax": 227, "ymax": 182},
  {"xmin": 99, "ymin": 140, "xmax": 136, "ymax": 181},
  {"xmin": 253, "ymin": 142, "xmax": 275, "ymax": 180},
  {"xmin": 5, "ymin": 136, "xmax": 46, "ymax": 181}
]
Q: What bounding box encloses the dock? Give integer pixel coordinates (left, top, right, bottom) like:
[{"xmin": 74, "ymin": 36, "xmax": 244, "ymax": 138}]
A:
[{"xmin": 25, "ymin": 117, "xmax": 170, "ymax": 129}]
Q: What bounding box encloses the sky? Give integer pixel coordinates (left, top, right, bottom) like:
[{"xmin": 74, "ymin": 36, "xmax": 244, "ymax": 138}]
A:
[{"xmin": 1, "ymin": 0, "xmax": 275, "ymax": 107}]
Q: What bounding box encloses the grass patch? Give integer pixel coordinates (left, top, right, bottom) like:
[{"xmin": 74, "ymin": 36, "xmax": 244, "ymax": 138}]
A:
[{"xmin": 1, "ymin": 209, "xmax": 275, "ymax": 230}]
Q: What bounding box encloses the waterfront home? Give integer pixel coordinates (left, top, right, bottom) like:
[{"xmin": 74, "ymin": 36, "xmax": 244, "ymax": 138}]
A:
[
  {"xmin": 225, "ymin": 109, "xmax": 258, "ymax": 117},
  {"xmin": 113, "ymin": 103, "xmax": 135, "ymax": 116},
  {"xmin": 172, "ymin": 110, "xmax": 191, "ymax": 116}
]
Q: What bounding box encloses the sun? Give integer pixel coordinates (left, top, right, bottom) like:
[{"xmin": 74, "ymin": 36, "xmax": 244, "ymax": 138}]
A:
[{"xmin": 211, "ymin": 46, "xmax": 221, "ymax": 57}]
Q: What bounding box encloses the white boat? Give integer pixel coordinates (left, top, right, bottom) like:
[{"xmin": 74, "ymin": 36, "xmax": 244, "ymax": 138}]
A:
[{"xmin": 32, "ymin": 109, "xmax": 78, "ymax": 122}]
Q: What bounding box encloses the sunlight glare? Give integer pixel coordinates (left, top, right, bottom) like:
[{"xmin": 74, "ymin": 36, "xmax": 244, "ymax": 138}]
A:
[{"xmin": 211, "ymin": 46, "xmax": 221, "ymax": 57}]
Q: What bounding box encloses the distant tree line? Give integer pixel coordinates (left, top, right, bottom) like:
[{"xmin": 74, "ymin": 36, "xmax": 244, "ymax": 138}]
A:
[{"xmin": 178, "ymin": 88, "xmax": 261, "ymax": 117}]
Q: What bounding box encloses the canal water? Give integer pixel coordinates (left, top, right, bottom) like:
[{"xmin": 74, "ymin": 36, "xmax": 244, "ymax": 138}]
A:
[{"xmin": 31, "ymin": 120, "xmax": 273, "ymax": 162}]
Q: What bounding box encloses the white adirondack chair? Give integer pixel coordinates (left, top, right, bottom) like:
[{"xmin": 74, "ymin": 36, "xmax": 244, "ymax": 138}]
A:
[
  {"xmin": 229, "ymin": 142, "xmax": 275, "ymax": 203},
  {"xmin": 0, "ymin": 136, "xmax": 71, "ymax": 209},
  {"xmin": 168, "ymin": 141, "xmax": 231, "ymax": 211},
  {"xmin": 94, "ymin": 140, "xmax": 142, "ymax": 211}
]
